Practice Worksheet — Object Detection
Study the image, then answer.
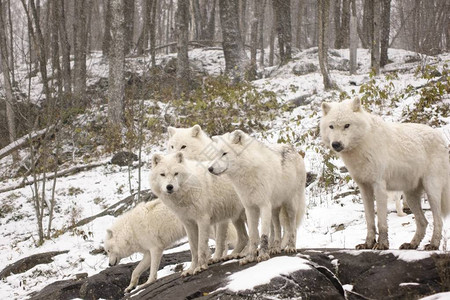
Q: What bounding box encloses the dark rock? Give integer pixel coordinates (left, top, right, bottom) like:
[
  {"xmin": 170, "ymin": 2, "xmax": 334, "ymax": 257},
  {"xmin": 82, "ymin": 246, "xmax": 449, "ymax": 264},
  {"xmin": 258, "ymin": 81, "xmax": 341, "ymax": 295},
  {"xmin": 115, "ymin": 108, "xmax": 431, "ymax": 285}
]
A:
[
  {"xmin": 292, "ymin": 62, "xmax": 318, "ymax": 75},
  {"xmin": 0, "ymin": 250, "xmax": 69, "ymax": 279},
  {"xmin": 288, "ymin": 94, "xmax": 312, "ymax": 108},
  {"xmin": 111, "ymin": 151, "xmax": 138, "ymax": 167},
  {"xmin": 340, "ymin": 166, "xmax": 348, "ymax": 173},
  {"xmin": 31, "ymin": 249, "xmax": 450, "ymax": 300},
  {"xmin": 306, "ymin": 172, "xmax": 318, "ymax": 187}
]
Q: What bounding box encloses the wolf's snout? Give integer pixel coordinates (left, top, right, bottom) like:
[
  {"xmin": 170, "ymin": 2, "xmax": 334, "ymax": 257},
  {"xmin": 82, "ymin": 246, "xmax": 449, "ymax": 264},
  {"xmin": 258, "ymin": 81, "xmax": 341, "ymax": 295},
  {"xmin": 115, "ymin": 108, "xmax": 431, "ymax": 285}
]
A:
[
  {"xmin": 166, "ymin": 184, "xmax": 174, "ymax": 192},
  {"xmin": 208, "ymin": 167, "xmax": 214, "ymax": 173},
  {"xmin": 332, "ymin": 141, "xmax": 343, "ymax": 152}
]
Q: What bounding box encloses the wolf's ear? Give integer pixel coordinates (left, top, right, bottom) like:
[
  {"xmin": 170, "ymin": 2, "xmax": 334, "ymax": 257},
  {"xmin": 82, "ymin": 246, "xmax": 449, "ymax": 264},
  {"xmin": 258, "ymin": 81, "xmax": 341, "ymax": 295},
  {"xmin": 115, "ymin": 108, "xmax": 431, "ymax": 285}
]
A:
[
  {"xmin": 176, "ymin": 152, "xmax": 184, "ymax": 163},
  {"xmin": 192, "ymin": 124, "xmax": 202, "ymax": 137},
  {"xmin": 168, "ymin": 126, "xmax": 176, "ymax": 137},
  {"xmin": 352, "ymin": 97, "xmax": 362, "ymax": 112},
  {"xmin": 106, "ymin": 229, "xmax": 113, "ymax": 239},
  {"xmin": 232, "ymin": 130, "xmax": 245, "ymax": 145},
  {"xmin": 321, "ymin": 102, "xmax": 331, "ymax": 116},
  {"xmin": 152, "ymin": 154, "xmax": 162, "ymax": 167}
]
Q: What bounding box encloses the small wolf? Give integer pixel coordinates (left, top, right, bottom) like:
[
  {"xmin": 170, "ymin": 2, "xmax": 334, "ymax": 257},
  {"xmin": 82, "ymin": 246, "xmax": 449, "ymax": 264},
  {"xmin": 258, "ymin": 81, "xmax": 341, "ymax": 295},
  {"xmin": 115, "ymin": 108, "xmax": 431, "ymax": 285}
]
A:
[
  {"xmin": 104, "ymin": 199, "xmax": 186, "ymax": 292},
  {"xmin": 320, "ymin": 97, "xmax": 450, "ymax": 250},
  {"xmin": 208, "ymin": 130, "xmax": 306, "ymax": 265},
  {"xmin": 150, "ymin": 152, "xmax": 248, "ymax": 275}
]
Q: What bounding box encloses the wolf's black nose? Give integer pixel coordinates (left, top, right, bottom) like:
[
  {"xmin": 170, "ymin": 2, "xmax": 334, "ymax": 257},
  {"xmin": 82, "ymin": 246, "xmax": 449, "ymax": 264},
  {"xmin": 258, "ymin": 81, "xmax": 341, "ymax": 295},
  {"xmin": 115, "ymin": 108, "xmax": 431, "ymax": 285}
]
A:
[
  {"xmin": 332, "ymin": 141, "xmax": 343, "ymax": 152},
  {"xmin": 208, "ymin": 167, "xmax": 214, "ymax": 173},
  {"xmin": 166, "ymin": 184, "xmax": 173, "ymax": 191},
  {"xmin": 109, "ymin": 263, "xmax": 113, "ymax": 267}
]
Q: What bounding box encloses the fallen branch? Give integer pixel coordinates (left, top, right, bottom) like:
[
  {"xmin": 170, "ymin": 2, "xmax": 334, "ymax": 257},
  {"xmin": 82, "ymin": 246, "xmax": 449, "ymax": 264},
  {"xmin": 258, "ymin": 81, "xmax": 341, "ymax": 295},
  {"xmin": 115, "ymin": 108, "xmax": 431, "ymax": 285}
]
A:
[
  {"xmin": 0, "ymin": 126, "xmax": 55, "ymax": 161},
  {"xmin": 0, "ymin": 161, "xmax": 108, "ymax": 193}
]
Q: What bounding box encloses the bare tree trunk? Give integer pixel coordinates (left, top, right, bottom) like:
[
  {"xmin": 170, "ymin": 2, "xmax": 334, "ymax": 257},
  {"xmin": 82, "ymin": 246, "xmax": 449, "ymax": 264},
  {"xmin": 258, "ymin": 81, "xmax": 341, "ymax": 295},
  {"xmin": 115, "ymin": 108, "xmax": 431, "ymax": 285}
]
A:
[
  {"xmin": 295, "ymin": 0, "xmax": 303, "ymax": 49},
  {"xmin": 108, "ymin": 0, "xmax": 125, "ymax": 126},
  {"xmin": 258, "ymin": 0, "xmax": 266, "ymax": 66},
  {"xmin": 123, "ymin": 0, "xmax": 134, "ymax": 54},
  {"xmin": 50, "ymin": 0, "xmax": 62, "ymax": 97},
  {"xmin": 361, "ymin": 0, "xmax": 372, "ymax": 49},
  {"xmin": 380, "ymin": 0, "xmax": 390, "ymax": 67},
  {"xmin": 58, "ymin": 0, "xmax": 71, "ymax": 94},
  {"xmin": 318, "ymin": 0, "xmax": 335, "ymax": 90},
  {"xmin": 269, "ymin": 4, "xmax": 275, "ymax": 66},
  {"xmin": 6, "ymin": 0, "xmax": 14, "ymax": 83},
  {"xmin": 349, "ymin": 0, "xmax": 357, "ymax": 75},
  {"xmin": 371, "ymin": 0, "xmax": 380, "ymax": 74},
  {"xmin": 73, "ymin": 0, "xmax": 89, "ymax": 104},
  {"xmin": 272, "ymin": 0, "xmax": 292, "ymax": 64},
  {"xmin": 218, "ymin": 0, "xmax": 250, "ymax": 82},
  {"xmin": 175, "ymin": 0, "xmax": 190, "ymax": 98},
  {"xmin": 335, "ymin": 0, "xmax": 350, "ymax": 48},
  {"xmin": 0, "ymin": 0, "xmax": 17, "ymax": 161},
  {"xmin": 239, "ymin": 0, "xmax": 247, "ymax": 45},
  {"xmin": 250, "ymin": 0, "xmax": 258, "ymax": 69},
  {"xmin": 150, "ymin": 0, "xmax": 157, "ymax": 67},
  {"xmin": 102, "ymin": 0, "xmax": 112, "ymax": 56}
]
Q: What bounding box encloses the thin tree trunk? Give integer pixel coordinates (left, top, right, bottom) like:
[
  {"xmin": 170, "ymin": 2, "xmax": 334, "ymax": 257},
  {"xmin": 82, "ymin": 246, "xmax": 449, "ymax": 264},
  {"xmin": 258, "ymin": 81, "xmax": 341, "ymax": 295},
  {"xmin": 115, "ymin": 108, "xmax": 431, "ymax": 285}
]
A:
[
  {"xmin": 108, "ymin": 0, "xmax": 125, "ymax": 126},
  {"xmin": 219, "ymin": 0, "xmax": 249, "ymax": 82},
  {"xmin": 123, "ymin": 0, "xmax": 134, "ymax": 54},
  {"xmin": 371, "ymin": 0, "xmax": 380, "ymax": 74},
  {"xmin": 380, "ymin": 0, "xmax": 390, "ymax": 67},
  {"xmin": 349, "ymin": 0, "xmax": 357, "ymax": 75},
  {"xmin": 150, "ymin": 0, "xmax": 157, "ymax": 67},
  {"xmin": 0, "ymin": 0, "xmax": 17, "ymax": 161},
  {"xmin": 102, "ymin": 0, "xmax": 112, "ymax": 56},
  {"xmin": 318, "ymin": 0, "xmax": 335, "ymax": 90},
  {"xmin": 73, "ymin": 0, "xmax": 89, "ymax": 104},
  {"xmin": 296, "ymin": 0, "xmax": 303, "ymax": 49},
  {"xmin": 258, "ymin": 0, "xmax": 266, "ymax": 66},
  {"xmin": 50, "ymin": 0, "xmax": 62, "ymax": 97},
  {"xmin": 175, "ymin": 0, "xmax": 190, "ymax": 98},
  {"xmin": 58, "ymin": 0, "xmax": 71, "ymax": 94}
]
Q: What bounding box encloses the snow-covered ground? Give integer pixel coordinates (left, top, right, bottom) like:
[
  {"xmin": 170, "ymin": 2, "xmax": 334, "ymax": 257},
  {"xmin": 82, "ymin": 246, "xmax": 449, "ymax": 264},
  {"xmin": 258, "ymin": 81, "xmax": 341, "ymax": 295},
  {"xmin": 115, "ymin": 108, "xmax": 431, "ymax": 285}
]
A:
[{"xmin": 0, "ymin": 47, "xmax": 449, "ymax": 299}]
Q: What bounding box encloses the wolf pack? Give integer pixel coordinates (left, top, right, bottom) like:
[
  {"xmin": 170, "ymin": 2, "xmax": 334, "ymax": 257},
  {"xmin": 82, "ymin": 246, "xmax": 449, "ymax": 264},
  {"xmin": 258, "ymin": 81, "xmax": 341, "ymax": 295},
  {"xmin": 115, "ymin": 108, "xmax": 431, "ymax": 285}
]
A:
[{"xmin": 104, "ymin": 97, "xmax": 450, "ymax": 293}]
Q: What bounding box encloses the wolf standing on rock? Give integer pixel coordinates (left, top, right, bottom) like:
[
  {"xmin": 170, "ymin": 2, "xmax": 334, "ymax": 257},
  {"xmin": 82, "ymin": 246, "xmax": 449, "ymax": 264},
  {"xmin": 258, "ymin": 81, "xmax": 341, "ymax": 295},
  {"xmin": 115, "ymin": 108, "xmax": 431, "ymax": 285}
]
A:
[
  {"xmin": 209, "ymin": 130, "xmax": 306, "ymax": 264},
  {"xmin": 320, "ymin": 97, "xmax": 450, "ymax": 250}
]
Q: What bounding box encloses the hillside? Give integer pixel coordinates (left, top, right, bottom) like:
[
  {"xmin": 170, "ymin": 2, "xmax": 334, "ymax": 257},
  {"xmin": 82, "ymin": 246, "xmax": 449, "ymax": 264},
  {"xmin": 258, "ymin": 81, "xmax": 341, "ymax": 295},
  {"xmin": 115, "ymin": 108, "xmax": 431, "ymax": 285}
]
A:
[{"xmin": 0, "ymin": 47, "xmax": 449, "ymax": 299}]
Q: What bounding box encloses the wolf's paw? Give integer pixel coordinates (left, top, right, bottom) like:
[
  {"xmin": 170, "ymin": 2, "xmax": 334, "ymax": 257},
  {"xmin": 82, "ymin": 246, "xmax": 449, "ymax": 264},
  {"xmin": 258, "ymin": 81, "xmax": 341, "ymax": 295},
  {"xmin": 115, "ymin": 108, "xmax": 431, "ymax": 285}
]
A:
[
  {"xmin": 193, "ymin": 264, "xmax": 208, "ymax": 274},
  {"xmin": 373, "ymin": 242, "xmax": 389, "ymax": 250},
  {"xmin": 355, "ymin": 239, "xmax": 376, "ymax": 250},
  {"xmin": 424, "ymin": 244, "xmax": 439, "ymax": 251},
  {"xmin": 124, "ymin": 285, "xmax": 136, "ymax": 294},
  {"xmin": 134, "ymin": 279, "xmax": 155, "ymax": 292},
  {"xmin": 399, "ymin": 243, "xmax": 418, "ymax": 250},
  {"xmin": 284, "ymin": 246, "xmax": 297, "ymax": 254},
  {"xmin": 239, "ymin": 254, "xmax": 256, "ymax": 265},
  {"xmin": 269, "ymin": 247, "xmax": 281, "ymax": 255},
  {"xmin": 181, "ymin": 267, "xmax": 195, "ymax": 277},
  {"xmin": 209, "ymin": 256, "xmax": 221, "ymax": 264},
  {"xmin": 257, "ymin": 252, "xmax": 270, "ymax": 262}
]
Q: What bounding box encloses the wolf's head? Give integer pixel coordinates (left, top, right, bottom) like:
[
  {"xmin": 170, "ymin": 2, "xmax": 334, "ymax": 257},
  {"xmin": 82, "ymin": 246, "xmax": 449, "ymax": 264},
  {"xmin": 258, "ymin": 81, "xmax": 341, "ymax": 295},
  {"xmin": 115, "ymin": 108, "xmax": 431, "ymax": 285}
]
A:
[
  {"xmin": 150, "ymin": 152, "xmax": 192, "ymax": 196},
  {"xmin": 208, "ymin": 130, "xmax": 252, "ymax": 176},
  {"xmin": 104, "ymin": 228, "xmax": 131, "ymax": 267},
  {"xmin": 167, "ymin": 125, "xmax": 213, "ymax": 161},
  {"xmin": 320, "ymin": 97, "xmax": 371, "ymax": 153}
]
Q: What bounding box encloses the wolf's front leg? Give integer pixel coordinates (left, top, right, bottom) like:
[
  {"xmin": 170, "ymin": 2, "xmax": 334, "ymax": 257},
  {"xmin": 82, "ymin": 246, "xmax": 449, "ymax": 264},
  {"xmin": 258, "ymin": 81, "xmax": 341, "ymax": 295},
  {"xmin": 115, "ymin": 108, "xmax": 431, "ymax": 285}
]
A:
[
  {"xmin": 257, "ymin": 205, "xmax": 272, "ymax": 262},
  {"xmin": 374, "ymin": 183, "xmax": 389, "ymax": 250},
  {"xmin": 356, "ymin": 183, "xmax": 377, "ymax": 249},
  {"xmin": 195, "ymin": 220, "xmax": 211, "ymax": 274},
  {"xmin": 270, "ymin": 206, "xmax": 282, "ymax": 255},
  {"xmin": 240, "ymin": 206, "xmax": 259, "ymax": 265},
  {"xmin": 227, "ymin": 214, "xmax": 248, "ymax": 260},
  {"xmin": 211, "ymin": 221, "xmax": 228, "ymax": 263},
  {"xmin": 125, "ymin": 251, "xmax": 152, "ymax": 293},
  {"xmin": 134, "ymin": 247, "xmax": 163, "ymax": 290},
  {"xmin": 182, "ymin": 221, "xmax": 199, "ymax": 276}
]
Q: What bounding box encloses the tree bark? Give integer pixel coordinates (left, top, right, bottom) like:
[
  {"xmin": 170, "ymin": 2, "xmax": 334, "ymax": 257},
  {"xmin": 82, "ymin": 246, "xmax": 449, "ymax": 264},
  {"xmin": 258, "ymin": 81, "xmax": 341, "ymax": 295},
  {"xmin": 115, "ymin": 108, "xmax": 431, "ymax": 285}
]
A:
[
  {"xmin": 123, "ymin": 0, "xmax": 134, "ymax": 54},
  {"xmin": 380, "ymin": 0, "xmax": 390, "ymax": 67},
  {"xmin": 58, "ymin": 0, "xmax": 71, "ymax": 95},
  {"xmin": 257, "ymin": 0, "xmax": 266, "ymax": 66},
  {"xmin": 108, "ymin": 0, "xmax": 125, "ymax": 126},
  {"xmin": 272, "ymin": 0, "xmax": 292, "ymax": 65},
  {"xmin": 0, "ymin": 0, "xmax": 17, "ymax": 160},
  {"xmin": 349, "ymin": 0, "xmax": 357, "ymax": 75},
  {"xmin": 102, "ymin": 0, "xmax": 112, "ymax": 56},
  {"xmin": 175, "ymin": 0, "xmax": 190, "ymax": 98},
  {"xmin": 218, "ymin": 0, "xmax": 249, "ymax": 82},
  {"xmin": 318, "ymin": 0, "xmax": 335, "ymax": 90},
  {"xmin": 371, "ymin": 0, "xmax": 380, "ymax": 74},
  {"xmin": 73, "ymin": 0, "xmax": 89, "ymax": 104}
]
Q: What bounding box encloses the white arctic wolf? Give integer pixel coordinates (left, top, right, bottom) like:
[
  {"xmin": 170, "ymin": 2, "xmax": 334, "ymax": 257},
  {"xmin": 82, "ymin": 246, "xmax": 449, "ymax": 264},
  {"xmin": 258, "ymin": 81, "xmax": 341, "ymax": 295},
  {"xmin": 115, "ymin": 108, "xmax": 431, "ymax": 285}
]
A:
[
  {"xmin": 104, "ymin": 199, "xmax": 185, "ymax": 292},
  {"xmin": 167, "ymin": 124, "xmax": 248, "ymax": 262},
  {"xmin": 150, "ymin": 152, "xmax": 248, "ymax": 275},
  {"xmin": 208, "ymin": 130, "xmax": 306, "ymax": 264},
  {"xmin": 320, "ymin": 97, "xmax": 450, "ymax": 250}
]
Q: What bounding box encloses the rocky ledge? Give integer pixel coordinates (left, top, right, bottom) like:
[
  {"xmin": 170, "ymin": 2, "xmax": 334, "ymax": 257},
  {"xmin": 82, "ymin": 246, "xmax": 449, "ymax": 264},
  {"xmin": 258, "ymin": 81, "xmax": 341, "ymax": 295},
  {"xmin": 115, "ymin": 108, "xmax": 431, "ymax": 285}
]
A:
[{"xmin": 29, "ymin": 249, "xmax": 450, "ymax": 300}]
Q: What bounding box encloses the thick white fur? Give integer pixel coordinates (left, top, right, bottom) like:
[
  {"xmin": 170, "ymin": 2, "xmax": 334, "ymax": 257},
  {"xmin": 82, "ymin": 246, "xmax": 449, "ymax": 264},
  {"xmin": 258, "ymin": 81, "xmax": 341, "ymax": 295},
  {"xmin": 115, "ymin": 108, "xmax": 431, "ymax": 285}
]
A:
[
  {"xmin": 320, "ymin": 97, "xmax": 450, "ymax": 250},
  {"xmin": 104, "ymin": 199, "xmax": 185, "ymax": 292},
  {"xmin": 150, "ymin": 152, "xmax": 248, "ymax": 276},
  {"xmin": 209, "ymin": 131, "xmax": 306, "ymax": 265},
  {"xmin": 387, "ymin": 191, "xmax": 407, "ymax": 217},
  {"xmin": 167, "ymin": 125, "xmax": 248, "ymax": 262}
]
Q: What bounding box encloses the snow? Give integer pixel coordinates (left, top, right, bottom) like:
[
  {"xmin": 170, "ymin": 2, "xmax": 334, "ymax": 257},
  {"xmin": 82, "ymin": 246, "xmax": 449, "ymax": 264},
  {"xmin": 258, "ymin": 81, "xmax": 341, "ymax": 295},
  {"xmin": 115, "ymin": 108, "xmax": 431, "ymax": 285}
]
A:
[
  {"xmin": 218, "ymin": 256, "xmax": 311, "ymax": 292},
  {"xmin": 1, "ymin": 47, "xmax": 450, "ymax": 299},
  {"xmin": 420, "ymin": 292, "xmax": 450, "ymax": 300}
]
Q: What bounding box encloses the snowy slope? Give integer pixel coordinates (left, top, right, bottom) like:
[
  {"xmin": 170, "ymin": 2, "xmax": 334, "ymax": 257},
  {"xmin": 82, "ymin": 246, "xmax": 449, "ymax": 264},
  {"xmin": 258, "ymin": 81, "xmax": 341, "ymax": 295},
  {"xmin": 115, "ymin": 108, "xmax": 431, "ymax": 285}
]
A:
[{"xmin": 0, "ymin": 47, "xmax": 449, "ymax": 299}]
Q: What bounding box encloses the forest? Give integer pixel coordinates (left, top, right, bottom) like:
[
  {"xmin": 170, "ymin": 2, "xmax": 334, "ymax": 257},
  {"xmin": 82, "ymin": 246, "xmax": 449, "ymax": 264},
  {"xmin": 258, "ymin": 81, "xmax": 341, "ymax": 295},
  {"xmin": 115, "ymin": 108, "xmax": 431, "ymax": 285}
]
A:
[{"xmin": 0, "ymin": 0, "xmax": 449, "ymax": 299}]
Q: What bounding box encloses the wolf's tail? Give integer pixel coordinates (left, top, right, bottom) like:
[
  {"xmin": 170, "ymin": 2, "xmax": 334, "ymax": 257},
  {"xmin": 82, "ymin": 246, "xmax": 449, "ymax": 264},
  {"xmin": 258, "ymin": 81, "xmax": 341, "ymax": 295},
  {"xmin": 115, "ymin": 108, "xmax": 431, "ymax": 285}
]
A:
[{"xmin": 442, "ymin": 176, "xmax": 450, "ymax": 218}]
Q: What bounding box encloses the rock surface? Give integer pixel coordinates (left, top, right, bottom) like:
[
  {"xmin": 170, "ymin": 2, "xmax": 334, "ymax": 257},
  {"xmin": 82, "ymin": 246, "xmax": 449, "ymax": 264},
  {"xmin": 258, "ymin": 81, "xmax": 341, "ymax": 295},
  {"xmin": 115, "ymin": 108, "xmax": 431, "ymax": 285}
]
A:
[{"xmin": 28, "ymin": 249, "xmax": 450, "ymax": 300}]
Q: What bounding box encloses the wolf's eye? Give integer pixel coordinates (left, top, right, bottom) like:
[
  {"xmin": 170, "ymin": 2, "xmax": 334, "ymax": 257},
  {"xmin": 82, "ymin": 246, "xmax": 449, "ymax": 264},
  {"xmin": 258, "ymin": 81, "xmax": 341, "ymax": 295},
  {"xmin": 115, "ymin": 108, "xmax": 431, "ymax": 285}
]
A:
[
  {"xmin": 344, "ymin": 124, "xmax": 350, "ymax": 129},
  {"xmin": 181, "ymin": 145, "xmax": 186, "ymax": 149},
  {"xmin": 174, "ymin": 172, "xmax": 179, "ymax": 176},
  {"xmin": 329, "ymin": 125, "xmax": 334, "ymax": 129},
  {"xmin": 160, "ymin": 173, "xmax": 165, "ymax": 177},
  {"xmin": 171, "ymin": 145, "xmax": 174, "ymax": 149},
  {"xmin": 222, "ymin": 152, "xmax": 228, "ymax": 157}
]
